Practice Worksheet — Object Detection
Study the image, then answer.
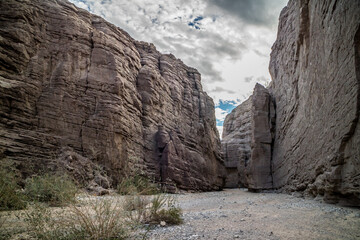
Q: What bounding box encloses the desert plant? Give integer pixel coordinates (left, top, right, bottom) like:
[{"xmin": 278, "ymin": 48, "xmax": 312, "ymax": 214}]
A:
[
  {"xmin": 24, "ymin": 174, "xmax": 77, "ymax": 206},
  {"xmin": 117, "ymin": 175, "xmax": 159, "ymax": 195},
  {"xmin": 147, "ymin": 194, "xmax": 183, "ymax": 225},
  {"xmin": 124, "ymin": 193, "xmax": 183, "ymax": 226},
  {"xmin": 23, "ymin": 203, "xmax": 57, "ymax": 240},
  {"xmin": 67, "ymin": 197, "xmax": 128, "ymax": 240},
  {"xmin": 23, "ymin": 198, "xmax": 129, "ymax": 240},
  {"xmin": 0, "ymin": 168, "xmax": 26, "ymax": 211},
  {"xmin": 0, "ymin": 212, "xmax": 9, "ymax": 240},
  {"xmin": 123, "ymin": 195, "xmax": 151, "ymax": 224}
]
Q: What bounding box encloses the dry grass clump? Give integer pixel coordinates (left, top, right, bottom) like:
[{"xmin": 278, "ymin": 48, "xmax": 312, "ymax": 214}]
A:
[
  {"xmin": 0, "ymin": 169, "xmax": 26, "ymax": 211},
  {"xmin": 124, "ymin": 194, "xmax": 183, "ymax": 226},
  {"xmin": 23, "ymin": 198, "xmax": 128, "ymax": 240},
  {"xmin": 117, "ymin": 175, "xmax": 159, "ymax": 196},
  {"xmin": 1, "ymin": 170, "xmax": 183, "ymax": 239},
  {"xmin": 24, "ymin": 174, "xmax": 78, "ymax": 207}
]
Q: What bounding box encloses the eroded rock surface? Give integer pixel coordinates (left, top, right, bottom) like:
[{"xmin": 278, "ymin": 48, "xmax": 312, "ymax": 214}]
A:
[
  {"xmin": 0, "ymin": 0, "xmax": 225, "ymax": 191},
  {"xmin": 246, "ymin": 84, "xmax": 275, "ymax": 191},
  {"xmin": 222, "ymin": 0, "xmax": 360, "ymax": 205},
  {"xmin": 221, "ymin": 97, "xmax": 252, "ymax": 188},
  {"xmin": 269, "ymin": 0, "xmax": 360, "ymax": 204},
  {"xmin": 222, "ymin": 84, "xmax": 275, "ymax": 191}
]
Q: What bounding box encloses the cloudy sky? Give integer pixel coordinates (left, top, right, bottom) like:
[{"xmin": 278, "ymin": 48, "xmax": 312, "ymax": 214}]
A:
[{"xmin": 69, "ymin": 0, "xmax": 287, "ymax": 137}]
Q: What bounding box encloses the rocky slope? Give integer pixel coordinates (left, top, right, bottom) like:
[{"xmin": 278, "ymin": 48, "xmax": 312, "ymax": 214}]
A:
[
  {"xmin": 222, "ymin": 0, "xmax": 360, "ymax": 205},
  {"xmin": 0, "ymin": 0, "xmax": 225, "ymax": 192}
]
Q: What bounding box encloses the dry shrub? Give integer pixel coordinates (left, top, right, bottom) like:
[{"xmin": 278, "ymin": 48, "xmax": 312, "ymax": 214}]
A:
[
  {"xmin": 24, "ymin": 174, "xmax": 77, "ymax": 207},
  {"xmin": 68, "ymin": 197, "xmax": 128, "ymax": 239},
  {"xmin": 124, "ymin": 194, "xmax": 183, "ymax": 226},
  {"xmin": 23, "ymin": 198, "xmax": 128, "ymax": 240},
  {"xmin": 117, "ymin": 175, "xmax": 159, "ymax": 196},
  {"xmin": 0, "ymin": 168, "xmax": 26, "ymax": 211}
]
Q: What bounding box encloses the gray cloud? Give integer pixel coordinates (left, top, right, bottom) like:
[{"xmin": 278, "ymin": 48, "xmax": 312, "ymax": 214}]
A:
[
  {"xmin": 208, "ymin": 86, "xmax": 236, "ymax": 94},
  {"xmin": 207, "ymin": 0, "xmax": 287, "ymax": 27},
  {"xmin": 244, "ymin": 76, "xmax": 254, "ymax": 83}
]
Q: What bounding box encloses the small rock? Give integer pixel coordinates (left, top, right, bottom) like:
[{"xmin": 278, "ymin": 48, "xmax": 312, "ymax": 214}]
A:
[
  {"xmin": 219, "ymin": 205, "xmax": 223, "ymax": 209},
  {"xmin": 234, "ymin": 235, "xmax": 240, "ymax": 238},
  {"xmin": 160, "ymin": 221, "xmax": 166, "ymax": 226},
  {"xmin": 240, "ymin": 218, "xmax": 245, "ymax": 221}
]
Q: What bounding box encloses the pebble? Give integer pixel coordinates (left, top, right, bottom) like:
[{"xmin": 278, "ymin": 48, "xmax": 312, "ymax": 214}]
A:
[{"xmin": 142, "ymin": 189, "xmax": 360, "ymax": 240}]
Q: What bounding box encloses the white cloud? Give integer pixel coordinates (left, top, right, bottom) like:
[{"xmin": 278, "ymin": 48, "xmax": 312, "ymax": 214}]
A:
[
  {"xmin": 217, "ymin": 126, "xmax": 224, "ymax": 139},
  {"xmin": 215, "ymin": 107, "xmax": 229, "ymax": 123}
]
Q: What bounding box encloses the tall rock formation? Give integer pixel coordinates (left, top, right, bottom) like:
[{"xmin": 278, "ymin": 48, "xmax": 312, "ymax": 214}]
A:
[
  {"xmin": 0, "ymin": 0, "xmax": 225, "ymax": 192},
  {"xmin": 222, "ymin": 0, "xmax": 360, "ymax": 205},
  {"xmin": 222, "ymin": 84, "xmax": 275, "ymax": 191},
  {"xmin": 246, "ymin": 84, "xmax": 275, "ymax": 191},
  {"xmin": 269, "ymin": 0, "xmax": 360, "ymax": 204},
  {"xmin": 221, "ymin": 97, "xmax": 252, "ymax": 188}
]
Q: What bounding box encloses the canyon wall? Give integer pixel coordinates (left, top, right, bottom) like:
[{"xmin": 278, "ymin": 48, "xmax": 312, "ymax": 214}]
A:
[
  {"xmin": 0, "ymin": 0, "xmax": 225, "ymax": 192},
  {"xmin": 270, "ymin": 0, "xmax": 360, "ymax": 204},
  {"xmin": 222, "ymin": 0, "xmax": 360, "ymax": 205},
  {"xmin": 221, "ymin": 97, "xmax": 252, "ymax": 188}
]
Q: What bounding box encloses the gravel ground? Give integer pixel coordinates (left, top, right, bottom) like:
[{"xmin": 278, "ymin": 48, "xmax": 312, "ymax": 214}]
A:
[{"xmin": 144, "ymin": 189, "xmax": 360, "ymax": 240}]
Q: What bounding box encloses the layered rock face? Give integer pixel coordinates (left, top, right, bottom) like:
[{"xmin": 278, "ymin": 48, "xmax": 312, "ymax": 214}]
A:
[
  {"xmin": 269, "ymin": 0, "xmax": 360, "ymax": 204},
  {"xmin": 221, "ymin": 97, "xmax": 252, "ymax": 188},
  {"xmin": 0, "ymin": 0, "xmax": 225, "ymax": 191},
  {"xmin": 246, "ymin": 84, "xmax": 275, "ymax": 191},
  {"xmin": 222, "ymin": 0, "xmax": 360, "ymax": 204},
  {"xmin": 222, "ymin": 84, "xmax": 275, "ymax": 191}
]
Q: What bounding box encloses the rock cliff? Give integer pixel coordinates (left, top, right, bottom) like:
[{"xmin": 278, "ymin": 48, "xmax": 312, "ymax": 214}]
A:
[
  {"xmin": 222, "ymin": 84, "xmax": 275, "ymax": 191},
  {"xmin": 270, "ymin": 0, "xmax": 360, "ymax": 205},
  {"xmin": 221, "ymin": 97, "xmax": 252, "ymax": 188},
  {"xmin": 222, "ymin": 0, "xmax": 360, "ymax": 205},
  {"xmin": 0, "ymin": 0, "xmax": 225, "ymax": 192}
]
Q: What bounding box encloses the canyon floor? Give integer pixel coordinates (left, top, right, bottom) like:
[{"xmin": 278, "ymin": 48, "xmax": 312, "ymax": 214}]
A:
[{"xmin": 145, "ymin": 189, "xmax": 360, "ymax": 240}]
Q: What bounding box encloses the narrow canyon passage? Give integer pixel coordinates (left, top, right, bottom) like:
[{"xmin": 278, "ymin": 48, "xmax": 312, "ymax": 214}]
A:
[{"xmin": 146, "ymin": 189, "xmax": 360, "ymax": 240}]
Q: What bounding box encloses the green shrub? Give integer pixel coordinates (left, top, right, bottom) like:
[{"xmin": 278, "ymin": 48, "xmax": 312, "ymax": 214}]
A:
[
  {"xmin": 117, "ymin": 175, "xmax": 159, "ymax": 195},
  {"xmin": 0, "ymin": 169, "xmax": 26, "ymax": 211},
  {"xmin": 24, "ymin": 174, "xmax": 77, "ymax": 206}
]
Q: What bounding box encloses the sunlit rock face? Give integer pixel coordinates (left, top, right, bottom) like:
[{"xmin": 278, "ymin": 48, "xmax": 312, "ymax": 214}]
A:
[
  {"xmin": 0, "ymin": 0, "xmax": 225, "ymax": 192},
  {"xmin": 222, "ymin": 0, "xmax": 360, "ymax": 205}
]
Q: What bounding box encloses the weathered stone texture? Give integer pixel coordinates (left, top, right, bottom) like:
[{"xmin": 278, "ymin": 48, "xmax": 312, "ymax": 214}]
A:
[
  {"xmin": 269, "ymin": 0, "xmax": 360, "ymax": 204},
  {"xmin": 222, "ymin": 0, "xmax": 360, "ymax": 205},
  {"xmin": 0, "ymin": 0, "xmax": 225, "ymax": 191},
  {"xmin": 221, "ymin": 97, "xmax": 252, "ymax": 188},
  {"xmin": 246, "ymin": 84, "xmax": 275, "ymax": 191},
  {"xmin": 221, "ymin": 84, "xmax": 275, "ymax": 190}
]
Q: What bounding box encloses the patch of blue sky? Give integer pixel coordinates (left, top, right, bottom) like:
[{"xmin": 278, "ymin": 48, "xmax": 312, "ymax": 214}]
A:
[
  {"xmin": 217, "ymin": 100, "xmax": 238, "ymax": 112},
  {"xmin": 188, "ymin": 15, "xmax": 203, "ymax": 30}
]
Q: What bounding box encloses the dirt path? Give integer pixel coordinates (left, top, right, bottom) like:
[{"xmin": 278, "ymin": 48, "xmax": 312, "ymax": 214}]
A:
[{"xmin": 145, "ymin": 189, "xmax": 360, "ymax": 240}]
